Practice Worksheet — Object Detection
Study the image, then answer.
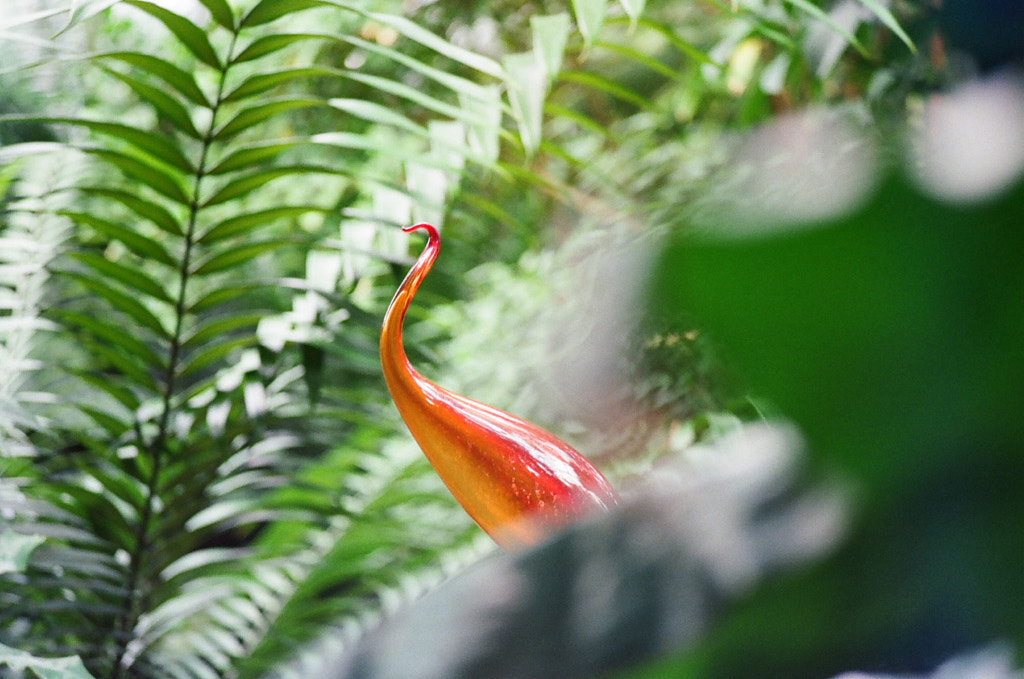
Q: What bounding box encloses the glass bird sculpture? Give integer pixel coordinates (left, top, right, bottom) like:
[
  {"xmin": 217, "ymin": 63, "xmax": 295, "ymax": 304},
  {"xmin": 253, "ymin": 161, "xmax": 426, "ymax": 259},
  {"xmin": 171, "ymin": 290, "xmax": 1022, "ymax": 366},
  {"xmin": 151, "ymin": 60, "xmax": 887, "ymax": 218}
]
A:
[{"xmin": 380, "ymin": 223, "xmax": 618, "ymax": 549}]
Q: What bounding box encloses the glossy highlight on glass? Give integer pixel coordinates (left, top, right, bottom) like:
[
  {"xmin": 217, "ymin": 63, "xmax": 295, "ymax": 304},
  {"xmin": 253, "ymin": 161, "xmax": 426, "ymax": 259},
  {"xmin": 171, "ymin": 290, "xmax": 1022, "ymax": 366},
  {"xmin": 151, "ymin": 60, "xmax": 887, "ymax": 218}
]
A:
[{"xmin": 380, "ymin": 223, "xmax": 618, "ymax": 549}]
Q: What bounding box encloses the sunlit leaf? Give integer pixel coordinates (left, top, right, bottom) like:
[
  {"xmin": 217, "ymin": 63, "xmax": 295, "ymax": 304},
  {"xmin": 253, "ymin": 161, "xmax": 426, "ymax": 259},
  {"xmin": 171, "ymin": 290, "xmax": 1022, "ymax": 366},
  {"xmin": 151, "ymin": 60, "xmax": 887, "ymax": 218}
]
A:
[
  {"xmin": 205, "ymin": 141, "xmax": 303, "ymax": 175},
  {"xmin": 182, "ymin": 313, "xmax": 267, "ymax": 349},
  {"xmin": 59, "ymin": 211, "xmax": 177, "ymax": 267},
  {"xmin": 0, "ymin": 642, "xmax": 97, "ymax": 679},
  {"xmin": 571, "ymin": 0, "xmax": 608, "ymax": 46},
  {"xmin": 178, "ymin": 336, "xmax": 260, "ymax": 377},
  {"xmin": 366, "ymin": 12, "xmax": 504, "ymax": 78},
  {"xmin": 618, "ymin": 0, "xmax": 646, "ymax": 24},
  {"xmin": 503, "ymin": 53, "xmax": 547, "ymax": 156},
  {"xmin": 328, "ymin": 98, "xmax": 426, "ymax": 136},
  {"xmin": 122, "ymin": 0, "xmax": 223, "ymax": 69},
  {"xmin": 858, "ymin": 0, "xmax": 915, "ymax": 53},
  {"xmin": 558, "ymin": 70, "xmax": 651, "ymax": 109},
  {"xmin": 531, "ymin": 13, "xmax": 571, "ymax": 82},
  {"xmin": 230, "ymin": 32, "xmax": 326, "ymax": 64},
  {"xmin": 0, "ymin": 531, "xmax": 45, "ymax": 575}
]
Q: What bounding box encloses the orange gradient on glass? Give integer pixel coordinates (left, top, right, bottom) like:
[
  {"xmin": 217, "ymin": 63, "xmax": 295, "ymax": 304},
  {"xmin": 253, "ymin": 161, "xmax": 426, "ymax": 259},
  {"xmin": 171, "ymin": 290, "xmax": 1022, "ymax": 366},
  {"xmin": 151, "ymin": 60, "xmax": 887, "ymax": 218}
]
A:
[{"xmin": 380, "ymin": 223, "xmax": 618, "ymax": 550}]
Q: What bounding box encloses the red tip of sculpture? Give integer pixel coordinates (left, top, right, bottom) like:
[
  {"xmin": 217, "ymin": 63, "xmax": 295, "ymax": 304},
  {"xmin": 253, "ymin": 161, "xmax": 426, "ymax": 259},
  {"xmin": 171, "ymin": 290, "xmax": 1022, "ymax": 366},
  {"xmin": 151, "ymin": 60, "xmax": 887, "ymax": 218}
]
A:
[{"xmin": 380, "ymin": 224, "xmax": 618, "ymax": 549}]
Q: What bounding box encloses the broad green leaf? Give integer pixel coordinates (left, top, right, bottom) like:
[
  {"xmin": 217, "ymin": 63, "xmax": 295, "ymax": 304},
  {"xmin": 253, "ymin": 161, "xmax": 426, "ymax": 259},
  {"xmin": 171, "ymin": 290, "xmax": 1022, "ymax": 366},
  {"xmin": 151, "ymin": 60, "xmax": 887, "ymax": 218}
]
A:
[
  {"xmin": 191, "ymin": 238, "xmax": 293, "ymax": 275},
  {"xmin": 230, "ymin": 33, "xmax": 327, "ymax": 64},
  {"xmin": 222, "ymin": 67, "xmax": 336, "ymax": 103},
  {"xmin": 0, "ymin": 642, "xmax": 97, "ymax": 679},
  {"xmin": 77, "ymin": 187, "xmax": 184, "ymax": 236},
  {"xmin": 205, "ymin": 141, "xmax": 302, "ymax": 175},
  {"xmin": 503, "ymin": 53, "xmax": 547, "ymax": 157},
  {"xmin": 102, "ymin": 68, "xmax": 202, "ymax": 139},
  {"xmin": 531, "ymin": 13, "xmax": 571, "ymax": 82},
  {"xmin": 366, "ymin": 12, "xmax": 504, "ymax": 79},
  {"xmin": 199, "ymin": 206, "xmax": 332, "ymax": 244},
  {"xmin": 558, "ymin": 70, "xmax": 652, "ymax": 109},
  {"xmin": 182, "ymin": 312, "xmax": 267, "ymax": 348},
  {"xmin": 81, "ymin": 147, "xmax": 191, "ymax": 205},
  {"xmin": 93, "ymin": 52, "xmax": 211, "ymax": 108},
  {"xmin": 213, "ymin": 98, "xmax": 326, "ymax": 140},
  {"xmin": 61, "ymin": 271, "xmax": 170, "ymax": 338},
  {"xmin": 53, "ymin": 308, "xmax": 164, "ymax": 372},
  {"xmin": 196, "ymin": 0, "xmax": 236, "ymax": 30},
  {"xmin": 69, "ymin": 251, "xmax": 175, "ymax": 303},
  {"xmin": 329, "ymin": 98, "xmax": 426, "ymax": 136},
  {"xmin": 122, "ymin": 0, "xmax": 222, "ymax": 69},
  {"xmin": 858, "ymin": 0, "xmax": 915, "ymax": 53},
  {"xmin": 618, "ymin": 0, "xmax": 646, "ymax": 24},
  {"xmin": 240, "ymin": 0, "xmax": 343, "ymax": 28},
  {"xmin": 571, "ymin": 0, "xmax": 608, "ymax": 46},
  {"xmin": 0, "ymin": 531, "xmax": 45, "ymax": 575},
  {"xmin": 460, "ymin": 86, "xmax": 502, "ymax": 164},
  {"xmin": 59, "ymin": 211, "xmax": 177, "ymax": 267},
  {"xmin": 201, "ymin": 165, "xmax": 340, "ymax": 207}
]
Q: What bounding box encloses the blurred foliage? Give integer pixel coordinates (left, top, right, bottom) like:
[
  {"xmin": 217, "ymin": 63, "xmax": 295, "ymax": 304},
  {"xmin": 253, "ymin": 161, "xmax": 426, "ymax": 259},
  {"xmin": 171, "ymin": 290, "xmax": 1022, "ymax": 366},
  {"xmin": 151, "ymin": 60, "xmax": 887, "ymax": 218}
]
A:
[{"xmin": 3, "ymin": 0, "xmax": 1013, "ymax": 678}]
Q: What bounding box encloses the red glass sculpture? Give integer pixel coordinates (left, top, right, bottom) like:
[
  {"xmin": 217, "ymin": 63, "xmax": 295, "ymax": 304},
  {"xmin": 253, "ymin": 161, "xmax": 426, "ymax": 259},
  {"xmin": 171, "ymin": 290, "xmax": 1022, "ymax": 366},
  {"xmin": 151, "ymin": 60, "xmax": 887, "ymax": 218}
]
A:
[{"xmin": 380, "ymin": 223, "xmax": 618, "ymax": 549}]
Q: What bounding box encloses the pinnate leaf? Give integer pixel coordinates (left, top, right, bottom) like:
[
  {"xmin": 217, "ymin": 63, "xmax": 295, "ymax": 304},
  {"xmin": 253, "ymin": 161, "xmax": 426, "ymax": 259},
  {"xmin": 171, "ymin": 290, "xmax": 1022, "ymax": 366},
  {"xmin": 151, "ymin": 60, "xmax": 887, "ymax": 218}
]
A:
[
  {"xmin": 102, "ymin": 68, "xmax": 202, "ymax": 139},
  {"xmin": 230, "ymin": 33, "xmax": 327, "ymax": 64},
  {"xmin": 240, "ymin": 0, "xmax": 342, "ymax": 28},
  {"xmin": 191, "ymin": 238, "xmax": 294, "ymax": 275},
  {"xmin": 202, "ymin": 165, "xmax": 339, "ymax": 207},
  {"xmin": 78, "ymin": 187, "xmax": 184, "ymax": 236},
  {"xmin": 196, "ymin": 0, "xmax": 236, "ymax": 30},
  {"xmin": 205, "ymin": 141, "xmax": 303, "ymax": 176},
  {"xmin": 200, "ymin": 206, "xmax": 331, "ymax": 244},
  {"xmin": 82, "ymin": 147, "xmax": 191, "ymax": 205},
  {"xmin": 60, "ymin": 211, "xmax": 177, "ymax": 267},
  {"xmin": 213, "ymin": 98, "xmax": 326, "ymax": 140}
]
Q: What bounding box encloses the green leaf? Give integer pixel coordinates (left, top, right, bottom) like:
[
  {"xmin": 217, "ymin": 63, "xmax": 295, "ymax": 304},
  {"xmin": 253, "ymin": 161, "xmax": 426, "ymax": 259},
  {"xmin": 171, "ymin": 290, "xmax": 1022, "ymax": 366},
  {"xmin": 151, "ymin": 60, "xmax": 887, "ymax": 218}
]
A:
[
  {"xmin": 632, "ymin": 17, "xmax": 720, "ymax": 67},
  {"xmin": 222, "ymin": 67, "xmax": 336, "ymax": 103},
  {"xmin": 594, "ymin": 40, "xmax": 682, "ymax": 80},
  {"xmin": 343, "ymin": 71, "xmax": 490, "ymax": 127},
  {"xmin": 196, "ymin": 0, "xmax": 236, "ymax": 30},
  {"xmin": 202, "ymin": 165, "xmax": 340, "ymax": 207},
  {"xmin": 571, "ymin": 0, "xmax": 608, "ymax": 46},
  {"xmin": 205, "ymin": 141, "xmax": 302, "ymax": 175},
  {"xmin": 69, "ymin": 251, "xmax": 175, "ymax": 304},
  {"xmin": 0, "ymin": 642, "xmax": 97, "ymax": 679},
  {"xmin": 59, "ymin": 211, "xmax": 177, "ymax": 267},
  {"xmin": 102, "ymin": 68, "xmax": 202, "ymax": 139},
  {"xmin": 531, "ymin": 13, "xmax": 571, "ymax": 81},
  {"xmin": 78, "ymin": 187, "xmax": 184, "ymax": 237},
  {"xmin": 240, "ymin": 0, "xmax": 343, "ymax": 28},
  {"xmin": 366, "ymin": 12, "xmax": 504, "ymax": 79},
  {"xmin": 199, "ymin": 206, "xmax": 331, "ymax": 244},
  {"xmin": 191, "ymin": 238, "xmax": 293, "ymax": 275},
  {"xmin": 503, "ymin": 53, "xmax": 547, "ymax": 156},
  {"xmin": 3, "ymin": 115, "xmax": 194, "ymax": 172},
  {"xmin": 230, "ymin": 33, "xmax": 327, "ymax": 64},
  {"xmin": 81, "ymin": 147, "xmax": 191, "ymax": 205},
  {"xmin": 857, "ymin": 0, "xmax": 915, "ymax": 53},
  {"xmin": 122, "ymin": 0, "xmax": 222, "ymax": 69},
  {"xmin": 61, "ymin": 271, "xmax": 170, "ymax": 338},
  {"xmin": 213, "ymin": 98, "xmax": 326, "ymax": 140},
  {"xmin": 0, "ymin": 531, "xmax": 45, "ymax": 575},
  {"xmin": 93, "ymin": 52, "xmax": 211, "ymax": 108}
]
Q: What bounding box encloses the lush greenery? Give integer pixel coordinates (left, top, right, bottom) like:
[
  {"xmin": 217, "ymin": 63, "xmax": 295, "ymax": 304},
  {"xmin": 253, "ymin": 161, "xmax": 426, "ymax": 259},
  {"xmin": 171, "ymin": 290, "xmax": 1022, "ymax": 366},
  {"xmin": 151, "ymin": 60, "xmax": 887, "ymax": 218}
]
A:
[{"xmin": 3, "ymin": 0, "xmax": 1020, "ymax": 678}]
